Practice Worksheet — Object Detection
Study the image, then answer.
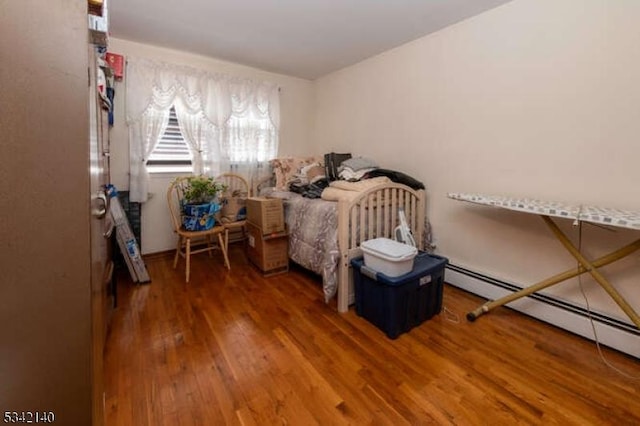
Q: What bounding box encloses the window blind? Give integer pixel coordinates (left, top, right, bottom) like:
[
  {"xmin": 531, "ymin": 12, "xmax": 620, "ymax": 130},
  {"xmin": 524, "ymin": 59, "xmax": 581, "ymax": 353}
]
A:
[{"xmin": 147, "ymin": 106, "xmax": 192, "ymax": 169}]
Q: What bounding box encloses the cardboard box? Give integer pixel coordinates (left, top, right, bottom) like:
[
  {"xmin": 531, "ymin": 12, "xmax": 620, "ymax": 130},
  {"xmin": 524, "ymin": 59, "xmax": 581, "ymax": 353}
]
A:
[
  {"xmin": 246, "ymin": 222, "xmax": 289, "ymax": 275},
  {"xmin": 246, "ymin": 197, "xmax": 285, "ymax": 234}
]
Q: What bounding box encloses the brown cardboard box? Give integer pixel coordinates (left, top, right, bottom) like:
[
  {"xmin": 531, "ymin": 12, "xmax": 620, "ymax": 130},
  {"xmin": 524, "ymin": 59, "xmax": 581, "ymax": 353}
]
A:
[
  {"xmin": 246, "ymin": 197, "xmax": 285, "ymax": 234},
  {"xmin": 246, "ymin": 222, "xmax": 289, "ymax": 275}
]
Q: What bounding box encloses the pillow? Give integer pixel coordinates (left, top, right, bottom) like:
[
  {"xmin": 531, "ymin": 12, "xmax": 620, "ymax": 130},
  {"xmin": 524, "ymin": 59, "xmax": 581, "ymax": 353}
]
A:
[{"xmin": 270, "ymin": 156, "xmax": 323, "ymax": 190}]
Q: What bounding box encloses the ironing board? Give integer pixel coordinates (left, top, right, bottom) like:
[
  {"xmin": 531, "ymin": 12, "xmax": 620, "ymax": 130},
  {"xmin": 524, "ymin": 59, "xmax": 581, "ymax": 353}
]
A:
[{"xmin": 448, "ymin": 192, "xmax": 640, "ymax": 328}]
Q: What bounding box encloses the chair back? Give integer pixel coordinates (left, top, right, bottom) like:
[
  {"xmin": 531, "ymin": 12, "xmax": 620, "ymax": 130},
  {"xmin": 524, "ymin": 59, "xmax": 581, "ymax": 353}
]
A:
[
  {"xmin": 216, "ymin": 173, "xmax": 250, "ymax": 198},
  {"xmin": 167, "ymin": 177, "xmax": 188, "ymax": 233}
]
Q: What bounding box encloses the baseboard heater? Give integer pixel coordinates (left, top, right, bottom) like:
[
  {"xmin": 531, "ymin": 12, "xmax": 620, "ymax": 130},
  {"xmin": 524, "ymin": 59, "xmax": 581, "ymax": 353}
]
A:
[{"xmin": 446, "ymin": 263, "xmax": 640, "ymax": 359}]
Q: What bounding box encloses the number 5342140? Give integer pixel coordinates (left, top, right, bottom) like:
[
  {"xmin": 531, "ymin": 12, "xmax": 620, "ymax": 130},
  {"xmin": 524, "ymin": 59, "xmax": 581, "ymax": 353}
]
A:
[{"xmin": 3, "ymin": 411, "xmax": 55, "ymax": 423}]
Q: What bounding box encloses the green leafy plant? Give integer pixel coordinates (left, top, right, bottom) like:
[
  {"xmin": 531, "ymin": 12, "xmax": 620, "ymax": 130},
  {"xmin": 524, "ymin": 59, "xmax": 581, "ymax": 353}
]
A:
[{"xmin": 181, "ymin": 175, "xmax": 227, "ymax": 205}]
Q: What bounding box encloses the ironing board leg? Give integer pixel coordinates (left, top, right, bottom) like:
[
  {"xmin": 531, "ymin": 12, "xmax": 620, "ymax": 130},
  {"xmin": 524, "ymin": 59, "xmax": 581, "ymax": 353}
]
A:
[
  {"xmin": 468, "ymin": 264, "xmax": 591, "ymax": 321},
  {"xmin": 543, "ymin": 216, "xmax": 640, "ymax": 328},
  {"xmin": 467, "ymin": 216, "xmax": 640, "ymax": 324}
]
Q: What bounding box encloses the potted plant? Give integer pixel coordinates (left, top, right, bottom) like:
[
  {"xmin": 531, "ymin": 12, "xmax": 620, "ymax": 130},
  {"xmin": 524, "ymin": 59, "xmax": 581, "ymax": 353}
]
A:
[{"xmin": 179, "ymin": 175, "xmax": 227, "ymax": 231}]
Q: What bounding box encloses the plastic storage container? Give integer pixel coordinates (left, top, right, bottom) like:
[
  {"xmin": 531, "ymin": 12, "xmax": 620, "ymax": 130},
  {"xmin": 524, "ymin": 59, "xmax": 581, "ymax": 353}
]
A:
[
  {"xmin": 351, "ymin": 252, "xmax": 448, "ymax": 339},
  {"xmin": 360, "ymin": 238, "xmax": 418, "ymax": 277}
]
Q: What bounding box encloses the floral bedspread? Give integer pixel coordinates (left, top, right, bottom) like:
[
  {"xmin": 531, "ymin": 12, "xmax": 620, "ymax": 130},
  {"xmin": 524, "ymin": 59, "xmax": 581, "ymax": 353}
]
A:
[{"xmin": 264, "ymin": 190, "xmax": 340, "ymax": 302}]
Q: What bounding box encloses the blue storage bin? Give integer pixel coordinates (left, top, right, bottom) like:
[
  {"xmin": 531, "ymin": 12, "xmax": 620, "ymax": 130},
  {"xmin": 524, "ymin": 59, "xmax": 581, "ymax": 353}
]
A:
[{"xmin": 351, "ymin": 252, "xmax": 448, "ymax": 339}]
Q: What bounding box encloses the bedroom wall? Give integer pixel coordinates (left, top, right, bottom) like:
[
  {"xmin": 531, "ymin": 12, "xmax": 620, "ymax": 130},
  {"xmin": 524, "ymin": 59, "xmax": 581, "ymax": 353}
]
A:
[
  {"xmin": 314, "ymin": 0, "xmax": 640, "ymax": 337},
  {"xmin": 108, "ymin": 38, "xmax": 316, "ymax": 254}
]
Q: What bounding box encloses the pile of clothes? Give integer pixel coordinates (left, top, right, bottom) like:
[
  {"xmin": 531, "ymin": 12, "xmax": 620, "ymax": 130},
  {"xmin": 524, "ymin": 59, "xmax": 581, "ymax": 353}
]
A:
[{"xmin": 287, "ymin": 152, "xmax": 425, "ymax": 199}]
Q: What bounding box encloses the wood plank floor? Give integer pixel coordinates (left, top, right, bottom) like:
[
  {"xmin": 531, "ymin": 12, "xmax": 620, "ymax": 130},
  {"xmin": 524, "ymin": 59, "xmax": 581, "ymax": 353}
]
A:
[{"xmin": 104, "ymin": 246, "xmax": 640, "ymax": 425}]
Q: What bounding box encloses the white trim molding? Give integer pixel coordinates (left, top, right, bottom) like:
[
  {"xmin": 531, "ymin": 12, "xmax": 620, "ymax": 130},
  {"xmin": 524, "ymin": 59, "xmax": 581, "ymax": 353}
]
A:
[{"xmin": 446, "ymin": 264, "xmax": 640, "ymax": 359}]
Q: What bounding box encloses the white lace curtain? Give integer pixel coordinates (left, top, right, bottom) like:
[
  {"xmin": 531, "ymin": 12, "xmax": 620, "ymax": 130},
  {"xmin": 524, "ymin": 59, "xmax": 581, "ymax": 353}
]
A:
[{"xmin": 125, "ymin": 57, "xmax": 280, "ymax": 202}]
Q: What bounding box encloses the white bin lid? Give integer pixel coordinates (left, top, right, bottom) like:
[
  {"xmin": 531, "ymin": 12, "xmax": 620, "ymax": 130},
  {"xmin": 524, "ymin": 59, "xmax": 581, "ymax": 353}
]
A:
[{"xmin": 361, "ymin": 238, "xmax": 417, "ymax": 261}]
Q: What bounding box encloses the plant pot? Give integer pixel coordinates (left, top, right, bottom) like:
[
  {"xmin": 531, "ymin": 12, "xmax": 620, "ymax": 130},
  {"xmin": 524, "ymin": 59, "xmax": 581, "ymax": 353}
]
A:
[{"xmin": 182, "ymin": 202, "xmax": 220, "ymax": 231}]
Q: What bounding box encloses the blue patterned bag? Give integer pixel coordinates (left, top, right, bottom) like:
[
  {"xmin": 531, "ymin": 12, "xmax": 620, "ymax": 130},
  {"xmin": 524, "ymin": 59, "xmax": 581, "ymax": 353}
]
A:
[{"xmin": 182, "ymin": 202, "xmax": 220, "ymax": 231}]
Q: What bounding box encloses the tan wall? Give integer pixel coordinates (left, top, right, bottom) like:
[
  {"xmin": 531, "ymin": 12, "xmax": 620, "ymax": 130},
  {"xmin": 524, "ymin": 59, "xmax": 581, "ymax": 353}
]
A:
[
  {"xmin": 314, "ymin": 0, "xmax": 640, "ymax": 322},
  {"xmin": 108, "ymin": 38, "xmax": 316, "ymax": 254}
]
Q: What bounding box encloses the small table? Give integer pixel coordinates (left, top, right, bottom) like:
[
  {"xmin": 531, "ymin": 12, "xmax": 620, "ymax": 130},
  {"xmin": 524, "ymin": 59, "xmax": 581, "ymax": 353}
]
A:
[{"xmin": 448, "ymin": 192, "xmax": 640, "ymax": 328}]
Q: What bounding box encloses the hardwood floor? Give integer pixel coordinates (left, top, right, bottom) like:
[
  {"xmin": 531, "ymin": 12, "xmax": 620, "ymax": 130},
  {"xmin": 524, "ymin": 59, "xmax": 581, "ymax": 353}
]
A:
[{"xmin": 104, "ymin": 246, "xmax": 640, "ymax": 425}]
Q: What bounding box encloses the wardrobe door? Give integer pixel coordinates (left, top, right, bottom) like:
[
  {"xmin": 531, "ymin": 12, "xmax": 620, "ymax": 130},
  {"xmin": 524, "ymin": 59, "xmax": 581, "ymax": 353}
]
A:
[
  {"xmin": 1, "ymin": 1, "xmax": 95, "ymax": 424},
  {"xmin": 89, "ymin": 45, "xmax": 112, "ymax": 426}
]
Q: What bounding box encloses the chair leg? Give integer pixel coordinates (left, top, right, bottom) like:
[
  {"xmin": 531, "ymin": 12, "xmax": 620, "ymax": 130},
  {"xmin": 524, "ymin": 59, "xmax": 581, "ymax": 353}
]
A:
[
  {"xmin": 173, "ymin": 236, "xmax": 181, "ymax": 268},
  {"xmin": 185, "ymin": 237, "xmax": 191, "ymax": 282},
  {"xmin": 207, "ymin": 234, "xmax": 213, "ymax": 257},
  {"xmin": 218, "ymin": 233, "xmax": 231, "ymax": 270},
  {"xmin": 224, "ymin": 228, "xmax": 230, "ymax": 254}
]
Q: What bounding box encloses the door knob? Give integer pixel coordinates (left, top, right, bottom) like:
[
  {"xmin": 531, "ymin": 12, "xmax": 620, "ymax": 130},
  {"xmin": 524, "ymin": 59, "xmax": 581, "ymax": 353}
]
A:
[{"xmin": 93, "ymin": 190, "xmax": 109, "ymax": 219}]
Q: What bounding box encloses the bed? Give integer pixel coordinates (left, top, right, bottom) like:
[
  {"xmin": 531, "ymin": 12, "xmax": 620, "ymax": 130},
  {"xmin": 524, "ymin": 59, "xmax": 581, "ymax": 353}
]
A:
[{"xmin": 257, "ymin": 157, "xmax": 427, "ymax": 312}]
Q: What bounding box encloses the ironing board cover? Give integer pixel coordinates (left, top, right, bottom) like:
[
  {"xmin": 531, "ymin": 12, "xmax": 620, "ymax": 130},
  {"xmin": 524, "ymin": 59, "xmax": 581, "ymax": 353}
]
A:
[{"xmin": 448, "ymin": 192, "xmax": 640, "ymax": 231}]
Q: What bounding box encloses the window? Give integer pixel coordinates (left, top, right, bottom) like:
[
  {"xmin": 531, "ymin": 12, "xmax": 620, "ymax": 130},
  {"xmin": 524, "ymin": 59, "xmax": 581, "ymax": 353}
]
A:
[{"xmin": 146, "ymin": 106, "xmax": 192, "ymax": 173}]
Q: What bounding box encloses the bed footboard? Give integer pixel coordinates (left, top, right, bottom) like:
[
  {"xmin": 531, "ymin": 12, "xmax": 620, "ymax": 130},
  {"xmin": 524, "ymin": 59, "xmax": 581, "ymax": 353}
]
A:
[{"xmin": 336, "ymin": 183, "xmax": 426, "ymax": 312}]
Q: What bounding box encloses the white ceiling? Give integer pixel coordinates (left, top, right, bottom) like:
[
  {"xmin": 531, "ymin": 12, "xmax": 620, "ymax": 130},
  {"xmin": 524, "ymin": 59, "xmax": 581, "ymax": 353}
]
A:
[{"xmin": 109, "ymin": 0, "xmax": 513, "ymax": 80}]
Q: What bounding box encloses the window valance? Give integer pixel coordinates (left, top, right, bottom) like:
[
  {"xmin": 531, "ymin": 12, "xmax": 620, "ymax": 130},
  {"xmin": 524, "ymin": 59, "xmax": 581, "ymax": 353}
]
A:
[
  {"xmin": 125, "ymin": 57, "xmax": 280, "ymax": 202},
  {"xmin": 125, "ymin": 57, "xmax": 280, "ymax": 130}
]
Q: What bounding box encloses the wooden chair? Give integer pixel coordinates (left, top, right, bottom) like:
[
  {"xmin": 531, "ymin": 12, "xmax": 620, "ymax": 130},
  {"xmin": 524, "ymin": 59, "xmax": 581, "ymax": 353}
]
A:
[
  {"xmin": 167, "ymin": 177, "xmax": 230, "ymax": 282},
  {"xmin": 216, "ymin": 172, "xmax": 249, "ymax": 252}
]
